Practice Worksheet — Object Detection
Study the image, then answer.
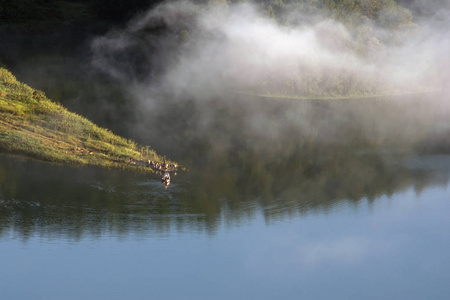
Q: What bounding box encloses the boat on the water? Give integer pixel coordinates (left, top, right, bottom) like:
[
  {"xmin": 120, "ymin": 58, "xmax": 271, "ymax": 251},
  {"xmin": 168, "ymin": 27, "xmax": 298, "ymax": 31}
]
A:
[{"xmin": 161, "ymin": 172, "xmax": 170, "ymax": 187}]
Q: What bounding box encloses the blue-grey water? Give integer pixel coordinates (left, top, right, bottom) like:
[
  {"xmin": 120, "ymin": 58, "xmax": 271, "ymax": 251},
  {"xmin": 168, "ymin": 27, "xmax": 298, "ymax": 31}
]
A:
[
  {"xmin": 2, "ymin": 17, "xmax": 450, "ymax": 299},
  {"xmin": 1, "ymin": 152, "xmax": 450, "ymax": 300}
]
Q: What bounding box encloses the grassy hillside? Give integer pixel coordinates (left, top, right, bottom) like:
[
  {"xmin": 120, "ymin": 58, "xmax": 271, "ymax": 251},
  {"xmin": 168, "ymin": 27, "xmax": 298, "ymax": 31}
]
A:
[{"xmin": 0, "ymin": 67, "xmax": 176, "ymax": 171}]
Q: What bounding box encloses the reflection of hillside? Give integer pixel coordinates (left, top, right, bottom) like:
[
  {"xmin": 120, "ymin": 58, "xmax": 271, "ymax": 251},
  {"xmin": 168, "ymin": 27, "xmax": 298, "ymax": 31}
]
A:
[
  {"xmin": 1, "ymin": 142, "xmax": 448, "ymax": 239},
  {"xmin": 194, "ymin": 144, "xmax": 449, "ymax": 223},
  {"xmin": 0, "ymin": 156, "xmax": 211, "ymax": 239},
  {"xmin": 2, "ymin": 92, "xmax": 449, "ymax": 239}
]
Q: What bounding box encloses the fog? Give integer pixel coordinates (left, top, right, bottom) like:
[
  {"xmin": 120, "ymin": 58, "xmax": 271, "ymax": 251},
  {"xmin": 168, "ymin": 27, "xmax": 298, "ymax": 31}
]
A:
[{"xmin": 91, "ymin": 0, "xmax": 450, "ymax": 161}]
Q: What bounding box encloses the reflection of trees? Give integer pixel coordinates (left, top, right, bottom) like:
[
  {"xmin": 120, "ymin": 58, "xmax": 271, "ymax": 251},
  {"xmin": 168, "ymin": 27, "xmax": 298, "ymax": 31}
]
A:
[
  {"xmin": 0, "ymin": 156, "xmax": 214, "ymax": 240},
  {"xmin": 197, "ymin": 146, "xmax": 448, "ymax": 224},
  {"xmin": 1, "ymin": 137, "xmax": 447, "ymax": 240},
  {"xmin": 1, "ymin": 92, "xmax": 449, "ymax": 239}
]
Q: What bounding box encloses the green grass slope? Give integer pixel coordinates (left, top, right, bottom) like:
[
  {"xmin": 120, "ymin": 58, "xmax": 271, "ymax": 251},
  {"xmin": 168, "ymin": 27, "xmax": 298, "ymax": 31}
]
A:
[{"xmin": 0, "ymin": 67, "xmax": 176, "ymax": 171}]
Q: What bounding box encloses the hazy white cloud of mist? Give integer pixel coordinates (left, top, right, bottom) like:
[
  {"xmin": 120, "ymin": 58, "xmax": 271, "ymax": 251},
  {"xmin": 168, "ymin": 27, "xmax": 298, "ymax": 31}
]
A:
[
  {"xmin": 91, "ymin": 0, "xmax": 449, "ymax": 149},
  {"xmin": 93, "ymin": 1, "xmax": 447, "ymax": 99},
  {"xmin": 164, "ymin": 5, "xmax": 359, "ymax": 98}
]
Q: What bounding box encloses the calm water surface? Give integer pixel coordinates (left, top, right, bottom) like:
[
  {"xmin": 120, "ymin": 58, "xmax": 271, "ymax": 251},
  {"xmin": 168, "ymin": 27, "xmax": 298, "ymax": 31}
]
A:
[
  {"xmin": 1, "ymin": 153, "xmax": 450, "ymax": 300},
  {"xmin": 2, "ymin": 20, "xmax": 450, "ymax": 299}
]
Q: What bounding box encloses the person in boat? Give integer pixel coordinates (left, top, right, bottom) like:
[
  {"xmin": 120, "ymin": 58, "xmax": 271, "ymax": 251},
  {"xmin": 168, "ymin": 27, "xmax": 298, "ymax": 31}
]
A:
[{"xmin": 161, "ymin": 172, "xmax": 170, "ymax": 188}]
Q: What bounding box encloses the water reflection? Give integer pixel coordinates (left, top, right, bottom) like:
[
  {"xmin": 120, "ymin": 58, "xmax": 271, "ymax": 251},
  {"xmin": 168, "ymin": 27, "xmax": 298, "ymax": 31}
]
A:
[{"xmin": 1, "ymin": 147, "xmax": 448, "ymax": 240}]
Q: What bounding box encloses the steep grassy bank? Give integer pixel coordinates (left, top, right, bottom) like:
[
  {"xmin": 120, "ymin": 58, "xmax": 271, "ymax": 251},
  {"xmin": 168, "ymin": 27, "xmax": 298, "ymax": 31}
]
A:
[{"xmin": 0, "ymin": 67, "xmax": 176, "ymax": 171}]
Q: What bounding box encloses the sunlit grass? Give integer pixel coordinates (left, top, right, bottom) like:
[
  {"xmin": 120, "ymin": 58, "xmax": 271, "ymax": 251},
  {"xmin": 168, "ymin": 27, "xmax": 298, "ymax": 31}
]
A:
[{"xmin": 0, "ymin": 67, "xmax": 176, "ymax": 170}]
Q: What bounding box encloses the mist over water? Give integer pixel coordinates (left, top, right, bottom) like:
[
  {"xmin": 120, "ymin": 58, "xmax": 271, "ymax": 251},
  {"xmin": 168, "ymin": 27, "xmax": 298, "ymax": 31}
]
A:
[
  {"xmin": 92, "ymin": 0, "xmax": 445, "ymax": 94},
  {"xmin": 2, "ymin": 5, "xmax": 450, "ymax": 298},
  {"xmin": 91, "ymin": 0, "xmax": 450, "ymax": 162}
]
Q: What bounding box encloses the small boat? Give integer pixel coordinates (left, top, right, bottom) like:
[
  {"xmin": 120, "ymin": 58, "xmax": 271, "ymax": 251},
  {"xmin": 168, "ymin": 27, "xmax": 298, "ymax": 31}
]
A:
[{"xmin": 161, "ymin": 172, "xmax": 170, "ymax": 187}]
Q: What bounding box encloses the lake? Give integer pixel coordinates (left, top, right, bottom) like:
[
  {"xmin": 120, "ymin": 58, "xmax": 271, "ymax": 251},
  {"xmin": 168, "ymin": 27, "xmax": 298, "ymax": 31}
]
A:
[
  {"xmin": 1, "ymin": 23, "xmax": 450, "ymax": 300},
  {"xmin": 1, "ymin": 147, "xmax": 450, "ymax": 299}
]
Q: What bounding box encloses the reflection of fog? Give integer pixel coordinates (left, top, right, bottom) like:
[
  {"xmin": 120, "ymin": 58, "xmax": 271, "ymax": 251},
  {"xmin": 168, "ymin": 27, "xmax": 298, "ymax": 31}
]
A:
[
  {"xmin": 246, "ymin": 236, "xmax": 371, "ymax": 271},
  {"xmin": 1, "ymin": 140, "xmax": 448, "ymax": 240}
]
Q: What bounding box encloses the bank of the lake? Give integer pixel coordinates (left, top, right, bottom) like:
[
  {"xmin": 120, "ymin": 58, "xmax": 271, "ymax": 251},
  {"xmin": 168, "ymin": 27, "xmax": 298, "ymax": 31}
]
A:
[{"xmin": 0, "ymin": 67, "xmax": 177, "ymax": 171}]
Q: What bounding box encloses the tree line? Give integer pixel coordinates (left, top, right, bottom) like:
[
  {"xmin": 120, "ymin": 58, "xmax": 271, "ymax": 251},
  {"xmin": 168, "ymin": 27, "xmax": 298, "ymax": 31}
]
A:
[{"xmin": 0, "ymin": 0, "xmax": 413, "ymax": 24}]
